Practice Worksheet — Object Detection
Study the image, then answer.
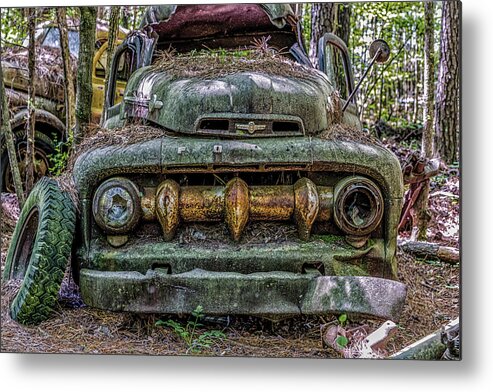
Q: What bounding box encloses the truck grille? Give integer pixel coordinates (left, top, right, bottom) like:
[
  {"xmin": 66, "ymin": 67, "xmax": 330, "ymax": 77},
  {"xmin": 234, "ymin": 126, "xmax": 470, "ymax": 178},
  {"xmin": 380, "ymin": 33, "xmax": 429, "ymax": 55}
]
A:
[
  {"xmin": 196, "ymin": 116, "xmax": 304, "ymax": 137},
  {"xmin": 142, "ymin": 177, "xmax": 332, "ymax": 241}
]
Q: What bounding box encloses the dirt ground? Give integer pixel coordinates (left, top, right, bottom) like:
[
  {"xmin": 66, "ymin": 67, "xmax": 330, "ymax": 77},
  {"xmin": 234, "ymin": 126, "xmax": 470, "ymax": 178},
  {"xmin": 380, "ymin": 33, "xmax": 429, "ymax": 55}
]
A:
[{"xmin": 0, "ymin": 175, "xmax": 459, "ymax": 358}]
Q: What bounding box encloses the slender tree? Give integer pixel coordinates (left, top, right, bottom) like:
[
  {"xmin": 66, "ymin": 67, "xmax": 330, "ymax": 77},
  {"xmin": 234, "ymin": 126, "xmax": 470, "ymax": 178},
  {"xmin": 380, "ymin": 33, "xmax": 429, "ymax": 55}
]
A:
[
  {"xmin": 24, "ymin": 7, "xmax": 36, "ymax": 194},
  {"xmin": 434, "ymin": 0, "xmax": 460, "ymax": 164},
  {"xmin": 75, "ymin": 6, "xmax": 97, "ymax": 145},
  {"xmin": 309, "ymin": 3, "xmax": 337, "ymax": 66},
  {"xmin": 121, "ymin": 6, "xmax": 130, "ymax": 29},
  {"xmin": 413, "ymin": 1, "xmax": 435, "ymax": 241},
  {"xmin": 56, "ymin": 7, "xmax": 76, "ymax": 136},
  {"xmin": 336, "ymin": 3, "xmax": 351, "ymax": 47},
  {"xmin": 101, "ymin": 6, "xmax": 120, "ymax": 122},
  {"xmin": 335, "ymin": 3, "xmax": 351, "ymax": 96},
  {"xmin": 0, "ymin": 11, "xmax": 25, "ymax": 205}
]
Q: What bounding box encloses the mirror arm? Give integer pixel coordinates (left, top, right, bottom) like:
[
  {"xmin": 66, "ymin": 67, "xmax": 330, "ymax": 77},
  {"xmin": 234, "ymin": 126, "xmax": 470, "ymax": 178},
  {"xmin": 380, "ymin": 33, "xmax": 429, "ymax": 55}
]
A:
[{"xmin": 342, "ymin": 48, "xmax": 382, "ymax": 112}]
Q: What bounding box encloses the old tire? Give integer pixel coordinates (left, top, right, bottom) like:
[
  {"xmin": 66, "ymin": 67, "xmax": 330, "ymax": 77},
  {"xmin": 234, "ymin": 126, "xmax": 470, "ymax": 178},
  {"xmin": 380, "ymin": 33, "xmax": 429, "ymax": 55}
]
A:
[
  {"xmin": 0, "ymin": 129, "xmax": 56, "ymax": 193},
  {"xmin": 3, "ymin": 177, "xmax": 76, "ymax": 325}
]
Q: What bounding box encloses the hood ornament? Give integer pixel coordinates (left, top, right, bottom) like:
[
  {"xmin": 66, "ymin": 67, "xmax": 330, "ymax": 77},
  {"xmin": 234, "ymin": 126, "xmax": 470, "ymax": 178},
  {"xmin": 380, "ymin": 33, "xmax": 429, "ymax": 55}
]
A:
[{"xmin": 235, "ymin": 121, "xmax": 266, "ymax": 134}]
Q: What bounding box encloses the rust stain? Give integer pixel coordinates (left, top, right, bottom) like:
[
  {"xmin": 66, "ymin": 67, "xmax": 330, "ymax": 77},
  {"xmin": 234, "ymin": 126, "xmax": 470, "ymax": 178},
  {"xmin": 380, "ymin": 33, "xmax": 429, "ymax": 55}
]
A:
[
  {"xmin": 316, "ymin": 186, "xmax": 333, "ymax": 222},
  {"xmin": 249, "ymin": 185, "xmax": 294, "ymax": 220},
  {"xmin": 141, "ymin": 187, "xmax": 156, "ymax": 221},
  {"xmin": 180, "ymin": 186, "xmax": 224, "ymax": 222}
]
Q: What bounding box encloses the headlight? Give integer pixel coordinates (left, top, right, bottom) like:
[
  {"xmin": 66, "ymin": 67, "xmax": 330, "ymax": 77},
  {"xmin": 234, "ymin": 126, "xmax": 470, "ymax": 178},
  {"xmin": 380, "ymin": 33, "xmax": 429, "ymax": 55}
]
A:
[
  {"xmin": 333, "ymin": 176, "xmax": 384, "ymax": 236},
  {"xmin": 92, "ymin": 177, "xmax": 141, "ymax": 234}
]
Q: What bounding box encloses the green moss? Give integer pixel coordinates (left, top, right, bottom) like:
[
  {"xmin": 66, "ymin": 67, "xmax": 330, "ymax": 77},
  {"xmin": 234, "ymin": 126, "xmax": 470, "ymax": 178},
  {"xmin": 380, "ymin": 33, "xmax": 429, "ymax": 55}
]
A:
[{"xmin": 332, "ymin": 260, "xmax": 369, "ymax": 277}]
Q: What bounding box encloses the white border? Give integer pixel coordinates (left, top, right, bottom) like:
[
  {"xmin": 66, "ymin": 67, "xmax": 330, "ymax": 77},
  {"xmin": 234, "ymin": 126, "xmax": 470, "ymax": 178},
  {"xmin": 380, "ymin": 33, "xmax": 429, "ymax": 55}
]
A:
[{"xmin": 1, "ymin": 1, "xmax": 491, "ymax": 391}]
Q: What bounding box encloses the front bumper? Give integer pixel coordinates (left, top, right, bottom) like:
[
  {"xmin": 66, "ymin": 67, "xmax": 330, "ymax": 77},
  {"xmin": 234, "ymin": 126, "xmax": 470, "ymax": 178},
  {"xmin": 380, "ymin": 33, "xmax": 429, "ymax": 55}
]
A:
[{"xmin": 80, "ymin": 268, "xmax": 407, "ymax": 321}]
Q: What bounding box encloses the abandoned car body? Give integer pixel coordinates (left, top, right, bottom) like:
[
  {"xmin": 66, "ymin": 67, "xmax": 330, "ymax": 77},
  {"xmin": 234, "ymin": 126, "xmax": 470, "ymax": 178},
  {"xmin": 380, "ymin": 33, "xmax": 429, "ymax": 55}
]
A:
[
  {"xmin": 0, "ymin": 20, "xmax": 128, "ymax": 192},
  {"xmin": 4, "ymin": 4, "xmax": 407, "ymax": 325}
]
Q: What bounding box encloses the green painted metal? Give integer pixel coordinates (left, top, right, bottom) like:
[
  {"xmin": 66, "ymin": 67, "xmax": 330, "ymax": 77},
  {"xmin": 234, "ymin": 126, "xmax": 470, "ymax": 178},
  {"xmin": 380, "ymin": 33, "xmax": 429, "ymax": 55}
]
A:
[
  {"xmin": 84, "ymin": 236, "xmax": 389, "ymax": 277},
  {"xmin": 122, "ymin": 67, "xmax": 335, "ymax": 135},
  {"xmin": 79, "ymin": 268, "xmax": 407, "ymax": 321},
  {"xmin": 73, "ymin": 136, "xmax": 404, "ymax": 283}
]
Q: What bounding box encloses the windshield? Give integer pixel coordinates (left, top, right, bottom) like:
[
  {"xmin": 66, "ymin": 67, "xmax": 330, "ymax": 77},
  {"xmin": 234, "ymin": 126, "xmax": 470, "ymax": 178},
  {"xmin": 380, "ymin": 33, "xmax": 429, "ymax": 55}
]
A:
[{"xmin": 41, "ymin": 27, "xmax": 80, "ymax": 57}]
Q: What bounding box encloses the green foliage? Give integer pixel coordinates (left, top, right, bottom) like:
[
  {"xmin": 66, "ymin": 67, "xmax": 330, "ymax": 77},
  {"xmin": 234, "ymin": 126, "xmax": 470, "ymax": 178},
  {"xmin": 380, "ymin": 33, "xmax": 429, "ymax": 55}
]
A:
[
  {"xmin": 48, "ymin": 132, "xmax": 73, "ymax": 176},
  {"xmin": 335, "ymin": 335, "xmax": 349, "ymax": 349},
  {"xmin": 155, "ymin": 305, "xmax": 226, "ymax": 354},
  {"xmin": 338, "ymin": 313, "xmax": 348, "ymax": 327}
]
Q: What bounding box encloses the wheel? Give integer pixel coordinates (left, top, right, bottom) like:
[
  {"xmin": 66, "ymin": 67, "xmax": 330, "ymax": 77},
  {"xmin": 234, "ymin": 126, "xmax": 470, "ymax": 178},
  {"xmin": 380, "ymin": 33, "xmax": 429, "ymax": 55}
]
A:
[
  {"xmin": 0, "ymin": 130, "xmax": 56, "ymax": 193},
  {"xmin": 3, "ymin": 177, "xmax": 76, "ymax": 325}
]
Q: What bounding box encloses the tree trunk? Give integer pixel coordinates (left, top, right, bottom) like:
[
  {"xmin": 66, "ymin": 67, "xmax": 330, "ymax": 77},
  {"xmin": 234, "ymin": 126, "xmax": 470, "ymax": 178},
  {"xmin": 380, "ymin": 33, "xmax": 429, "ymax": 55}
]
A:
[
  {"xmin": 309, "ymin": 3, "xmax": 337, "ymax": 66},
  {"xmin": 56, "ymin": 7, "xmax": 76, "ymax": 137},
  {"xmin": 97, "ymin": 6, "xmax": 105, "ymax": 20},
  {"xmin": 336, "ymin": 3, "xmax": 351, "ymax": 46},
  {"xmin": 101, "ymin": 6, "xmax": 120, "ymax": 123},
  {"xmin": 412, "ymin": 1, "xmax": 436, "ymax": 241},
  {"xmin": 75, "ymin": 6, "xmax": 97, "ymax": 145},
  {"xmin": 24, "ymin": 8, "xmax": 36, "ymax": 195},
  {"xmin": 0, "ymin": 11, "xmax": 25, "ymax": 206},
  {"xmin": 335, "ymin": 4, "xmax": 351, "ymax": 95},
  {"xmin": 434, "ymin": 0, "xmax": 460, "ymax": 164},
  {"xmin": 121, "ymin": 6, "xmax": 130, "ymax": 29}
]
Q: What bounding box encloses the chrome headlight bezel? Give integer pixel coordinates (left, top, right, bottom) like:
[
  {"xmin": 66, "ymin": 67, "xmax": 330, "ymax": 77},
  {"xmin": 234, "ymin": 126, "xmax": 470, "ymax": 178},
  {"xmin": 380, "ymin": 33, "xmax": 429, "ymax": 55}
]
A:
[{"xmin": 333, "ymin": 176, "xmax": 384, "ymax": 237}]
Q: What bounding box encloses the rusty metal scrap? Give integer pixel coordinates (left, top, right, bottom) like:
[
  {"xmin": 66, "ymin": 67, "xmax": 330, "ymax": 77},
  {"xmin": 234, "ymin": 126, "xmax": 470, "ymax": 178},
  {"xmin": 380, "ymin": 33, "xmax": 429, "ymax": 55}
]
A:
[
  {"xmin": 143, "ymin": 177, "xmax": 334, "ymax": 241},
  {"xmin": 402, "ymin": 153, "xmax": 440, "ymax": 185},
  {"xmin": 398, "ymin": 151, "xmax": 441, "ymax": 231}
]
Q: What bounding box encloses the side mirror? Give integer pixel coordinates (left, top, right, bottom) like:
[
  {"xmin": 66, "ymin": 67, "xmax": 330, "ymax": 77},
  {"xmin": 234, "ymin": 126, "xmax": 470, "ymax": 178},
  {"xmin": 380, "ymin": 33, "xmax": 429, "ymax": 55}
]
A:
[{"xmin": 369, "ymin": 39, "xmax": 391, "ymax": 64}]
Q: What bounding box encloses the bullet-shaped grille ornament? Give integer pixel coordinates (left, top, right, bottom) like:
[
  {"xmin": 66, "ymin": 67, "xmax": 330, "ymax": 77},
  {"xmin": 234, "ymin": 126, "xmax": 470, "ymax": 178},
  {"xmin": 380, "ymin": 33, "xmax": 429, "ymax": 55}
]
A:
[
  {"xmin": 156, "ymin": 179, "xmax": 180, "ymax": 241},
  {"xmin": 293, "ymin": 178, "xmax": 320, "ymax": 240},
  {"xmin": 224, "ymin": 177, "xmax": 250, "ymax": 242}
]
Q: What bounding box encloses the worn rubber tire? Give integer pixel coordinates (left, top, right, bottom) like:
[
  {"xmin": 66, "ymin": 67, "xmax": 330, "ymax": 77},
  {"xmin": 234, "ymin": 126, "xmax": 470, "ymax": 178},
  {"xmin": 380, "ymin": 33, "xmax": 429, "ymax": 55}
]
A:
[
  {"xmin": 3, "ymin": 177, "xmax": 76, "ymax": 325},
  {"xmin": 0, "ymin": 129, "xmax": 56, "ymax": 192}
]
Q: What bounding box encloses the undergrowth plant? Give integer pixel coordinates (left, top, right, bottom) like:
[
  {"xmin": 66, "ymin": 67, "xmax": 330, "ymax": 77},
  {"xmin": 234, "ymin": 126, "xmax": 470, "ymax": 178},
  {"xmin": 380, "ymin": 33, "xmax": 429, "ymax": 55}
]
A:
[
  {"xmin": 335, "ymin": 314, "xmax": 349, "ymax": 348},
  {"xmin": 48, "ymin": 132, "xmax": 73, "ymax": 176},
  {"xmin": 155, "ymin": 305, "xmax": 226, "ymax": 354}
]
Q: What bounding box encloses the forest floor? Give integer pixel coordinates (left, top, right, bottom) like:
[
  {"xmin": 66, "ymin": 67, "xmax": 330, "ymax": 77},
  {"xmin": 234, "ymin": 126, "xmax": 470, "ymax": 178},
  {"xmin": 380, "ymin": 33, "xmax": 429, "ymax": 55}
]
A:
[{"xmin": 0, "ymin": 169, "xmax": 459, "ymax": 358}]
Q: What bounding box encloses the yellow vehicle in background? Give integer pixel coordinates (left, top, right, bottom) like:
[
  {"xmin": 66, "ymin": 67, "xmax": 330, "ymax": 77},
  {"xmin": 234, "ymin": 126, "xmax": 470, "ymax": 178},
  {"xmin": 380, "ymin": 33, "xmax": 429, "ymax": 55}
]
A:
[{"xmin": 1, "ymin": 19, "xmax": 128, "ymax": 191}]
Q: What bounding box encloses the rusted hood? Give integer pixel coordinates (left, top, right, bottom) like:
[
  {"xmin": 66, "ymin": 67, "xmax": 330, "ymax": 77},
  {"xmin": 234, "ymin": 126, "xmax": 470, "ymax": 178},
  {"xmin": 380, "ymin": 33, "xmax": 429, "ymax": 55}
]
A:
[
  {"xmin": 122, "ymin": 65, "xmax": 337, "ymax": 136},
  {"xmin": 140, "ymin": 4, "xmax": 295, "ymax": 31}
]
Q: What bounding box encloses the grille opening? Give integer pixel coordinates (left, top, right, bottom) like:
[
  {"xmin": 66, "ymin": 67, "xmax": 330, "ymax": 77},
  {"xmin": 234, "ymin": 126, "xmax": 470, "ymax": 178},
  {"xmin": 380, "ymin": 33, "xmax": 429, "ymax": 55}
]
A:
[
  {"xmin": 199, "ymin": 119, "xmax": 230, "ymax": 131},
  {"xmin": 151, "ymin": 262, "xmax": 172, "ymax": 274},
  {"xmin": 272, "ymin": 121, "xmax": 301, "ymax": 133}
]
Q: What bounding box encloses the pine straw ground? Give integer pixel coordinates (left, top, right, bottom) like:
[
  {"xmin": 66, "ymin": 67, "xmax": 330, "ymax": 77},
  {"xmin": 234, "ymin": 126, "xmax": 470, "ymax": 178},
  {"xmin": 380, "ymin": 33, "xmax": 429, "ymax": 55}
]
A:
[{"xmin": 0, "ymin": 174, "xmax": 459, "ymax": 358}]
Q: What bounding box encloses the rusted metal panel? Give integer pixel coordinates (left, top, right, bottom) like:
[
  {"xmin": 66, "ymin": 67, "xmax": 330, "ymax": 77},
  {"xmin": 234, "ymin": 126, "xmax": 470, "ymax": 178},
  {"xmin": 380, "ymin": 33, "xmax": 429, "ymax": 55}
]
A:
[{"xmin": 124, "ymin": 68, "xmax": 334, "ymax": 136}]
